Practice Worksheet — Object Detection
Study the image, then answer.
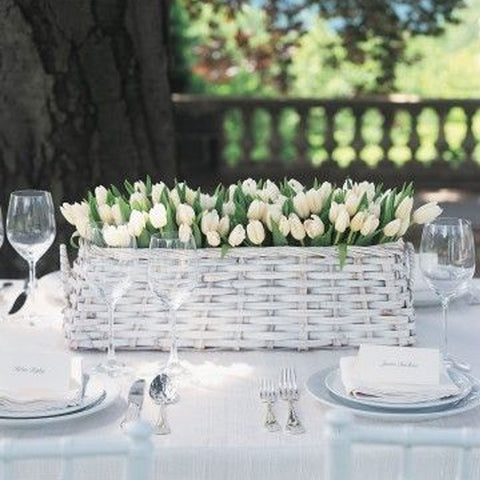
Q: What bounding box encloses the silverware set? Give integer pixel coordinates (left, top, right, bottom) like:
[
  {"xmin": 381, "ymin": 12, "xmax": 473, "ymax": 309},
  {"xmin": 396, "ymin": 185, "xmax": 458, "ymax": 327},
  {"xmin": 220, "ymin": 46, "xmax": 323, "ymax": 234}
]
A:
[{"xmin": 259, "ymin": 367, "xmax": 305, "ymax": 434}]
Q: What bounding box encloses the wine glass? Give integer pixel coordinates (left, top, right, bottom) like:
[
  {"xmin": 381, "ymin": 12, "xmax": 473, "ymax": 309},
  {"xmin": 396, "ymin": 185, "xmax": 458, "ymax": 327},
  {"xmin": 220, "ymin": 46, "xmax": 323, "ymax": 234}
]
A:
[
  {"xmin": 148, "ymin": 234, "xmax": 198, "ymax": 378},
  {"xmin": 83, "ymin": 226, "xmax": 136, "ymax": 377},
  {"xmin": 6, "ymin": 190, "xmax": 56, "ymax": 297},
  {"xmin": 420, "ymin": 217, "xmax": 475, "ymax": 370}
]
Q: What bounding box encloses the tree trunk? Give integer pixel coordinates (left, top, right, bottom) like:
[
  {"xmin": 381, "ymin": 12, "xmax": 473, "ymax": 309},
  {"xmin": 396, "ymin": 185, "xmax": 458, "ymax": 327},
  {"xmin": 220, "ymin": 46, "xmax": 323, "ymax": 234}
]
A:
[{"xmin": 0, "ymin": 0, "xmax": 175, "ymax": 276}]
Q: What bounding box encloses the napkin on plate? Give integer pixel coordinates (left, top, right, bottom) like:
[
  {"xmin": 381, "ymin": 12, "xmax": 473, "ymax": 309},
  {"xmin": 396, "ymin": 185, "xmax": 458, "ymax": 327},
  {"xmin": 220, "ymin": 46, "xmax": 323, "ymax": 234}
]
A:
[
  {"xmin": 0, "ymin": 357, "xmax": 83, "ymax": 412},
  {"xmin": 340, "ymin": 356, "xmax": 461, "ymax": 404}
]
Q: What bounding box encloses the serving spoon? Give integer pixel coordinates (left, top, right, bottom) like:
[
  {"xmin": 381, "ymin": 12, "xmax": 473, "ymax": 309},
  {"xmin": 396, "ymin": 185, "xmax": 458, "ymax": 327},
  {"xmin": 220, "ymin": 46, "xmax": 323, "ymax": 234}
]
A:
[{"xmin": 149, "ymin": 373, "xmax": 178, "ymax": 435}]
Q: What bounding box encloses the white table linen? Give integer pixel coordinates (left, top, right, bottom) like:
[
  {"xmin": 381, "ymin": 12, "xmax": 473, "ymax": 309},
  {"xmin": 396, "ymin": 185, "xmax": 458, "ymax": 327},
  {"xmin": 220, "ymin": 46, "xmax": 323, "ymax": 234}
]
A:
[{"xmin": 1, "ymin": 277, "xmax": 480, "ymax": 479}]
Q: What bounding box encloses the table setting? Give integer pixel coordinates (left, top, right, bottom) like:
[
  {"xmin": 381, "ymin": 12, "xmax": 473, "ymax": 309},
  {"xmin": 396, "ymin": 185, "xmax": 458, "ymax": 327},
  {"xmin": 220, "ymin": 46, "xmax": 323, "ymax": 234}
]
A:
[{"xmin": 0, "ymin": 178, "xmax": 479, "ymax": 479}]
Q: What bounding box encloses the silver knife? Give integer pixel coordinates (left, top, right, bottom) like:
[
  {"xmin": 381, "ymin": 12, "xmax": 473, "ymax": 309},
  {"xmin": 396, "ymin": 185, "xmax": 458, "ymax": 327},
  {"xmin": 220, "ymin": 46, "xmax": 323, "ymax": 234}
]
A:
[{"xmin": 121, "ymin": 379, "xmax": 145, "ymax": 429}]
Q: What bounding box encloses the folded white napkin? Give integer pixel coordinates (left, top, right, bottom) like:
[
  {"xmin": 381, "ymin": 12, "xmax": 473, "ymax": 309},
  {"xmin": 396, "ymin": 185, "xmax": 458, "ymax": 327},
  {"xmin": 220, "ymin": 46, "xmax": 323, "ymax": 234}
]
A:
[
  {"xmin": 340, "ymin": 356, "xmax": 461, "ymax": 404},
  {"xmin": 0, "ymin": 358, "xmax": 83, "ymax": 412}
]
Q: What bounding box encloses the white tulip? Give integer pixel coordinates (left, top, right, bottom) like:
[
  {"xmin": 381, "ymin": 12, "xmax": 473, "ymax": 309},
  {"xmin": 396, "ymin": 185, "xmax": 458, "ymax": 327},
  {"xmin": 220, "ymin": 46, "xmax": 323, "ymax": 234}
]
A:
[
  {"xmin": 350, "ymin": 211, "xmax": 367, "ymax": 232},
  {"xmin": 176, "ymin": 203, "xmax": 196, "ymax": 226},
  {"xmin": 151, "ymin": 183, "xmax": 165, "ymax": 204},
  {"xmin": 369, "ymin": 202, "xmax": 381, "ymax": 218},
  {"xmin": 128, "ymin": 210, "xmax": 146, "ymax": 237},
  {"xmin": 218, "ymin": 216, "xmax": 230, "ymax": 237},
  {"xmin": 289, "ymin": 213, "xmax": 306, "ymax": 241},
  {"xmin": 185, "ymin": 187, "xmax": 197, "ymax": 206},
  {"xmin": 178, "ymin": 224, "xmax": 192, "ymax": 243},
  {"xmin": 329, "ymin": 201, "xmax": 340, "ymax": 223},
  {"xmin": 247, "ymin": 199, "xmax": 267, "ymax": 221},
  {"xmin": 60, "ymin": 202, "xmax": 87, "ymax": 226},
  {"xmin": 129, "ymin": 192, "xmax": 149, "ymax": 211},
  {"xmin": 360, "ymin": 215, "xmax": 380, "ymax": 236},
  {"xmin": 354, "ymin": 181, "xmax": 376, "ymax": 201},
  {"xmin": 241, "ymin": 178, "xmax": 257, "ymax": 196},
  {"xmin": 398, "ymin": 218, "xmax": 410, "ymax": 237},
  {"xmin": 149, "ymin": 203, "xmax": 167, "ymax": 229},
  {"xmin": 98, "ymin": 204, "xmax": 114, "ymax": 225},
  {"xmin": 228, "ymin": 224, "xmax": 246, "ymax": 247},
  {"xmin": 412, "ymin": 202, "xmax": 443, "ymax": 225},
  {"xmin": 200, "ymin": 193, "xmax": 216, "ymax": 210},
  {"xmin": 169, "ymin": 189, "xmax": 181, "ymax": 208},
  {"xmin": 334, "ymin": 207, "xmax": 350, "ymax": 233},
  {"xmin": 383, "ymin": 218, "xmax": 402, "ymax": 237},
  {"xmin": 264, "ymin": 204, "xmax": 282, "ymax": 231},
  {"xmin": 274, "ymin": 194, "xmax": 288, "ymax": 207},
  {"xmin": 262, "ymin": 179, "xmax": 280, "ymax": 201},
  {"xmin": 288, "ymin": 178, "xmax": 304, "ymax": 193},
  {"xmin": 318, "ymin": 181, "xmax": 333, "ymax": 199},
  {"xmin": 206, "ymin": 230, "xmax": 221, "ymax": 247},
  {"xmin": 201, "ymin": 210, "xmax": 220, "ymax": 234},
  {"xmin": 247, "ymin": 220, "xmax": 265, "ymax": 245},
  {"xmin": 95, "ymin": 185, "xmax": 108, "ymax": 206},
  {"xmin": 345, "ymin": 191, "xmax": 361, "ymax": 216},
  {"xmin": 305, "ymin": 188, "xmax": 323, "ymax": 214},
  {"xmin": 76, "ymin": 216, "xmax": 91, "ymax": 239},
  {"xmin": 222, "ymin": 201, "xmax": 235, "ymax": 216},
  {"xmin": 111, "ymin": 203, "xmax": 124, "ymax": 226},
  {"xmin": 395, "ymin": 196, "xmax": 414, "ymax": 220},
  {"xmin": 134, "ymin": 181, "xmax": 146, "ymax": 194},
  {"xmin": 103, "ymin": 225, "xmax": 132, "ymax": 248},
  {"xmin": 293, "ymin": 192, "xmax": 310, "ymax": 219},
  {"xmin": 304, "ymin": 215, "xmax": 325, "ymax": 239},
  {"xmin": 228, "ymin": 184, "xmax": 237, "ymax": 200},
  {"xmin": 278, "ymin": 215, "xmax": 290, "ymax": 237}
]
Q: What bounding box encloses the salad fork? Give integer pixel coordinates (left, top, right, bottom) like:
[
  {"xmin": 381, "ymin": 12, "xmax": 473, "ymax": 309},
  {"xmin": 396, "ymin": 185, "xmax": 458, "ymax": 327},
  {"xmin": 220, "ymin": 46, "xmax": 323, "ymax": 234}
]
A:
[
  {"xmin": 259, "ymin": 379, "xmax": 281, "ymax": 432},
  {"xmin": 279, "ymin": 367, "xmax": 305, "ymax": 434}
]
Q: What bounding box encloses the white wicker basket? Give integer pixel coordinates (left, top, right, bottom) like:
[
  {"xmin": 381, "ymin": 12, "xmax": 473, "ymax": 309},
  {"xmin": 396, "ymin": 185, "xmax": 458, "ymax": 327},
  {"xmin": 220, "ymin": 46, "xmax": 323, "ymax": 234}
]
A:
[{"xmin": 60, "ymin": 240, "xmax": 415, "ymax": 351}]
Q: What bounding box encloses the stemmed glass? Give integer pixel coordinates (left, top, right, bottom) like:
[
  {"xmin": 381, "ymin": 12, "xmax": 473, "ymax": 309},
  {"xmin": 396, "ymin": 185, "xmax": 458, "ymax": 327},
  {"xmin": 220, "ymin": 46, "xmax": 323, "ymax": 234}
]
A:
[
  {"xmin": 148, "ymin": 234, "xmax": 198, "ymax": 378},
  {"xmin": 83, "ymin": 227, "xmax": 136, "ymax": 377},
  {"xmin": 420, "ymin": 217, "xmax": 476, "ymax": 370},
  {"xmin": 6, "ymin": 190, "xmax": 56, "ymax": 298}
]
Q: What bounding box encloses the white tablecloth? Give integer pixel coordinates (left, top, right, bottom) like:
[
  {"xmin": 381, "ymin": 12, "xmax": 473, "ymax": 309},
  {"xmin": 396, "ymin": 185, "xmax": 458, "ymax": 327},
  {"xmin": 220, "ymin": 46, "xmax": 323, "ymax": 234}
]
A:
[{"xmin": 1, "ymin": 279, "xmax": 480, "ymax": 479}]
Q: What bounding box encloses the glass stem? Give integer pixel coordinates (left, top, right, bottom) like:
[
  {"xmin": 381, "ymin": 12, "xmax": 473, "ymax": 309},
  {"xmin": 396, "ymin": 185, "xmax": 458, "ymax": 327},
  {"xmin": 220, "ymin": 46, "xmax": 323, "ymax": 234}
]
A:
[
  {"xmin": 441, "ymin": 297, "xmax": 450, "ymax": 360},
  {"xmin": 167, "ymin": 308, "xmax": 179, "ymax": 367},
  {"xmin": 107, "ymin": 303, "xmax": 116, "ymax": 361},
  {"xmin": 28, "ymin": 259, "xmax": 36, "ymax": 294}
]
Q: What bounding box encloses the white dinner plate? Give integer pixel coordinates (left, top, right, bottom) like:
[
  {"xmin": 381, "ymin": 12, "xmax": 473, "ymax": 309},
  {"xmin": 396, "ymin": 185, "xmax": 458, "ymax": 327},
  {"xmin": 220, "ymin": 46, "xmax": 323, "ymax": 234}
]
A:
[
  {"xmin": 306, "ymin": 367, "xmax": 480, "ymax": 422},
  {"xmin": 324, "ymin": 368, "xmax": 472, "ymax": 412},
  {"xmin": 0, "ymin": 377, "xmax": 106, "ymax": 419},
  {"xmin": 0, "ymin": 377, "xmax": 118, "ymax": 427}
]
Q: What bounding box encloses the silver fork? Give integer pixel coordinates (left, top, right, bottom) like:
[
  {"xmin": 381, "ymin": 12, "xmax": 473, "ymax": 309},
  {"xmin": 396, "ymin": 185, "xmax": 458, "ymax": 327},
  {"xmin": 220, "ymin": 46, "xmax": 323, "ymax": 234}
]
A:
[
  {"xmin": 259, "ymin": 378, "xmax": 281, "ymax": 432},
  {"xmin": 279, "ymin": 367, "xmax": 305, "ymax": 434}
]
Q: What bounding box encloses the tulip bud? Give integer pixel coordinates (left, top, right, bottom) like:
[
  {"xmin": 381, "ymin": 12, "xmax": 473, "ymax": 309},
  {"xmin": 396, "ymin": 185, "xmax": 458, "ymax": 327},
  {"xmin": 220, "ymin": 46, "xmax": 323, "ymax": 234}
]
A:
[
  {"xmin": 169, "ymin": 189, "xmax": 181, "ymax": 208},
  {"xmin": 103, "ymin": 225, "xmax": 132, "ymax": 248},
  {"xmin": 247, "ymin": 199, "xmax": 267, "ymax": 221},
  {"xmin": 369, "ymin": 202, "xmax": 381, "ymax": 218},
  {"xmin": 149, "ymin": 203, "xmax": 168, "ymax": 229},
  {"xmin": 329, "ymin": 202, "xmax": 340, "ymax": 223},
  {"xmin": 318, "ymin": 181, "xmax": 333, "ymax": 199},
  {"xmin": 111, "ymin": 203, "xmax": 124, "ymax": 226},
  {"xmin": 264, "ymin": 204, "xmax": 282, "ymax": 231},
  {"xmin": 128, "ymin": 210, "xmax": 146, "ymax": 237},
  {"xmin": 334, "ymin": 207, "xmax": 350, "ymax": 233},
  {"xmin": 304, "ymin": 215, "xmax": 325, "ymax": 239},
  {"xmin": 178, "ymin": 223, "xmax": 192, "ymax": 243},
  {"xmin": 129, "ymin": 192, "xmax": 150, "ymax": 211},
  {"xmin": 398, "ymin": 218, "xmax": 410, "ymax": 237},
  {"xmin": 98, "ymin": 204, "xmax": 114, "ymax": 225},
  {"xmin": 383, "ymin": 218, "xmax": 402, "ymax": 237},
  {"xmin": 228, "ymin": 224, "xmax": 246, "ymax": 247},
  {"xmin": 185, "ymin": 187, "xmax": 197, "ymax": 206},
  {"xmin": 350, "ymin": 211, "xmax": 367, "ymax": 232},
  {"xmin": 151, "ymin": 183, "xmax": 165, "ymax": 204},
  {"xmin": 278, "ymin": 215, "xmax": 290, "ymax": 237},
  {"xmin": 176, "ymin": 203, "xmax": 196, "ymax": 226},
  {"xmin": 262, "ymin": 179, "xmax": 280, "ymax": 201},
  {"xmin": 200, "ymin": 193, "xmax": 216, "ymax": 210},
  {"xmin": 395, "ymin": 196, "xmax": 414, "ymax": 220},
  {"xmin": 412, "ymin": 202, "xmax": 443, "ymax": 225},
  {"xmin": 293, "ymin": 192, "xmax": 310, "ymax": 219},
  {"xmin": 206, "ymin": 230, "xmax": 221, "ymax": 247},
  {"xmin": 60, "ymin": 202, "xmax": 78, "ymax": 226},
  {"xmin": 345, "ymin": 191, "xmax": 361, "ymax": 216},
  {"xmin": 218, "ymin": 216, "xmax": 230, "ymax": 237},
  {"xmin": 289, "ymin": 213, "xmax": 306, "ymax": 241},
  {"xmin": 134, "ymin": 181, "xmax": 147, "ymax": 194},
  {"xmin": 201, "ymin": 210, "xmax": 220, "ymax": 235},
  {"xmin": 222, "ymin": 201, "xmax": 235, "ymax": 216},
  {"xmin": 241, "ymin": 178, "xmax": 257, "ymax": 196},
  {"xmin": 305, "ymin": 189, "xmax": 323, "ymax": 214},
  {"xmin": 95, "ymin": 186, "xmax": 108, "ymax": 206},
  {"xmin": 247, "ymin": 220, "xmax": 266, "ymax": 245},
  {"xmin": 288, "ymin": 178, "xmax": 304, "ymax": 193},
  {"xmin": 360, "ymin": 215, "xmax": 380, "ymax": 236}
]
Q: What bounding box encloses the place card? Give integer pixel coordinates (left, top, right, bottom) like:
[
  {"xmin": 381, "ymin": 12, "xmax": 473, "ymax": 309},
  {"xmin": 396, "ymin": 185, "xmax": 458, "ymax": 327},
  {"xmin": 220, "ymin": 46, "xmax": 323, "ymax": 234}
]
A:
[
  {"xmin": 356, "ymin": 344, "xmax": 440, "ymax": 386},
  {"xmin": 0, "ymin": 351, "xmax": 73, "ymax": 393}
]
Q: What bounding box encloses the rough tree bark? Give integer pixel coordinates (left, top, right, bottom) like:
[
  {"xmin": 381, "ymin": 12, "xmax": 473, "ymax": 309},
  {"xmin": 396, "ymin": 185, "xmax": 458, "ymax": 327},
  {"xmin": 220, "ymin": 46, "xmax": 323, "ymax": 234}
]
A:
[{"xmin": 0, "ymin": 0, "xmax": 175, "ymax": 276}]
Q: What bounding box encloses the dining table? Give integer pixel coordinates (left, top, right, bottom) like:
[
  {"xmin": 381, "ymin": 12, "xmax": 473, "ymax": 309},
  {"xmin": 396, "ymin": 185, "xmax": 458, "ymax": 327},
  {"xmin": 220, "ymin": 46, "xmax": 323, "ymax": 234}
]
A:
[{"xmin": 1, "ymin": 275, "xmax": 480, "ymax": 480}]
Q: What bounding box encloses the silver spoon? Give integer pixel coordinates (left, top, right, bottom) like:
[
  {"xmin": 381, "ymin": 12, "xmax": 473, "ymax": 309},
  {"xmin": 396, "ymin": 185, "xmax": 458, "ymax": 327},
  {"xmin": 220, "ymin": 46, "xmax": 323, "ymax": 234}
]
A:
[{"xmin": 149, "ymin": 373, "xmax": 178, "ymax": 435}]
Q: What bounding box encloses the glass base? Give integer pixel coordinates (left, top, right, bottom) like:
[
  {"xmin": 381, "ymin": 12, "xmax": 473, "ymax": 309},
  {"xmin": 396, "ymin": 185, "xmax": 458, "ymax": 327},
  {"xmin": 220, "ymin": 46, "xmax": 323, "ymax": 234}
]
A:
[
  {"xmin": 161, "ymin": 360, "xmax": 191, "ymax": 382},
  {"xmin": 444, "ymin": 354, "xmax": 471, "ymax": 372},
  {"xmin": 93, "ymin": 358, "xmax": 132, "ymax": 377}
]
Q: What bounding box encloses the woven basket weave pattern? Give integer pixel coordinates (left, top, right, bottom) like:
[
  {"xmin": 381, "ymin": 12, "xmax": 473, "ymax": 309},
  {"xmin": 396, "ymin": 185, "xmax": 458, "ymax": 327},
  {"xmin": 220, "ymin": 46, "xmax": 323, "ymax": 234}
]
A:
[{"xmin": 60, "ymin": 241, "xmax": 415, "ymax": 351}]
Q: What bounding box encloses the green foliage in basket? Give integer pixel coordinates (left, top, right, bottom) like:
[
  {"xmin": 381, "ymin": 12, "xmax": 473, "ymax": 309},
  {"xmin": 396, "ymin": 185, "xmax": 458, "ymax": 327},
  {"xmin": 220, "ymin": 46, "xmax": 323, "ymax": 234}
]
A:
[{"xmin": 60, "ymin": 177, "xmax": 442, "ymax": 256}]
